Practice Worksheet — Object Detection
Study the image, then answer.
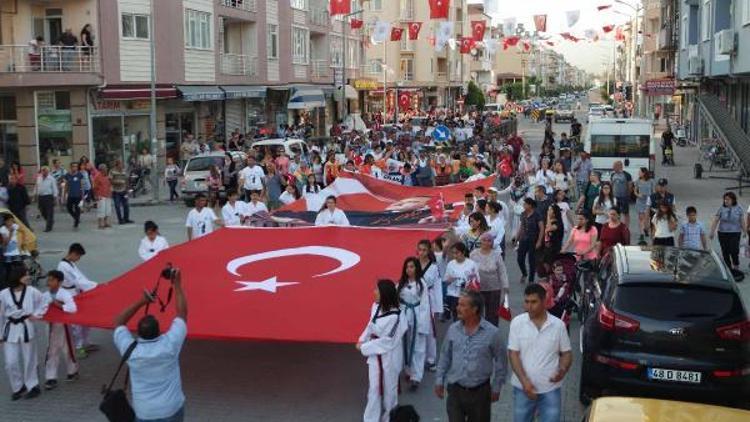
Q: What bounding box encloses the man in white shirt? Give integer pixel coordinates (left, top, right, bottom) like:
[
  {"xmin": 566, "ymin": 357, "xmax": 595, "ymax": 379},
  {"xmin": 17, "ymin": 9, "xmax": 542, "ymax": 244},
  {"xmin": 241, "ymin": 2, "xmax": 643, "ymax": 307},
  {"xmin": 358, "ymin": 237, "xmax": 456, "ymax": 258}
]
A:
[
  {"xmin": 113, "ymin": 268, "xmax": 187, "ymax": 422},
  {"xmin": 42, "ymin": 270, "xmax": 79, "ymax": 390},
  {"xmin": 56, "ymin": 243, "xmax": 98, "ymax": 359},
  {"xmin": 186, "ymin": 194, "xmax": 219, "ymax": 241},
  {"xmin": 221, "ymin": 190, "xmax": 247, "ymax": 226},
  {"xmin": 508, "ymin": 284, "xmax": 572, "ymax": 422},
  {"xmin": 238, "ymin": 155, "xmax": 265, "ymax": 201},
  {"xmin": 35, "ymin": 166, "xmax": 59, "ymax": 232},
  {"xmin": 138, "ymin": 221, "xmax": 170, "ymax": 261}
]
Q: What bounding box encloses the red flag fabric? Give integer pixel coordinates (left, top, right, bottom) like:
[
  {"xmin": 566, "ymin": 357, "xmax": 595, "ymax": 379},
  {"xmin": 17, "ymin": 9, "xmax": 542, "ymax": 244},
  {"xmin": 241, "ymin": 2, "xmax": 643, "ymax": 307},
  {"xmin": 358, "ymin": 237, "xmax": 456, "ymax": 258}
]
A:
[
  {"xmin": 615, "ymin": 26, "xmax": 625, "ymax": 41},
  {"xmin": 427, "ymin": 35, "xmax": 436, "ymax": 46},
  {"xmin": 504, "ymin": 35, "xmax": 520, "ymax": 46},
  {"xmin": 471, "ymin": 20, "xmax": 486, "ymax": 41},
  {"xmin": 330, "ymin": 0, "xmax": 351, "ymax": 16},
  {"xmin": 459, "ymin": 37, "xmax": 475, "ymax": 54},
  {"xmin": 390, "ymin": 27, "xmax": 404, "ymax": 41},
  {"xmin": 602, "ymin": 25, "xmax": 614, "ymax": 33},
  {"xmin": 597, "ymin": 4, "xmax": 612, "ymax": 11},
  {"xmin": 44, "ymin": 227, "xmax": 442, "ymax": 342},
  {"xmin": 407, "ymin": 22, "xmax": 423, "ymax": 40},
  {"xmin": 533, "ymin": 15, "xmax": 547, "ymax": 32},
  {"xmin": 350, "ymin": 19, "xmax": 363, "ymax": 29},
  {"xmin": 428, "ymin": 0, "xmax": 450, "ymax": 19},
  {"xmin": 498, "ymin": 294, "xmax": 512, "ymax": 322},
  {"xmin": 428, "ymin": 194, "xmax": 445, "ymax": 220},
  {"xmin": 398, "ymin": 90, "xmax": 411, "ymax": 109},
  {"xmin": 340, "ymin": 171, "xmax": 497, "ymax": 204},
  {"xmin": 522, "ymin": 41, "xmax": 531, "ymax": 52}
]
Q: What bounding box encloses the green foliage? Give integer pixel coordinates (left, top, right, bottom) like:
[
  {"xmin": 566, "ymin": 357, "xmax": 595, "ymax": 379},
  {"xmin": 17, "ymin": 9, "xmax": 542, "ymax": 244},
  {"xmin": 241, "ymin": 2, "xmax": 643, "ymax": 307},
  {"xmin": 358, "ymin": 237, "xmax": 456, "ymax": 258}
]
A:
[
  {"xmin": 465, "ymin": 81, "xmax": 485, "ymax": 110},
  {"xmin": 502, "ymin": 82, "xmax": 525, "ymax": 101}
]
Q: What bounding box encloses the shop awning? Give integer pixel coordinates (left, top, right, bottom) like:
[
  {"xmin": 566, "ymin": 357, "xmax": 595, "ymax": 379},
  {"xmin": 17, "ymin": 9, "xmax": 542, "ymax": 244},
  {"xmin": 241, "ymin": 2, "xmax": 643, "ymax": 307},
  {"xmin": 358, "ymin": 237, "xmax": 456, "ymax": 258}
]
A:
[
  {"xmin": 176, "ymin": 85, "xmax": 225, "ymax": 101},
  {"xmin": 288, "ymin": 87, "xmax": 325, "ymax": 109},
  {"xmin": 98, "ymin": 85, "xmax": 178, "ymax": 100},
  {"xmin": 343, "ymin": 85, "xmax": 357, "ymax": 100},
  {"xmin": 220, "ymin": 85, "xmax": 267, "ymax": 99}
]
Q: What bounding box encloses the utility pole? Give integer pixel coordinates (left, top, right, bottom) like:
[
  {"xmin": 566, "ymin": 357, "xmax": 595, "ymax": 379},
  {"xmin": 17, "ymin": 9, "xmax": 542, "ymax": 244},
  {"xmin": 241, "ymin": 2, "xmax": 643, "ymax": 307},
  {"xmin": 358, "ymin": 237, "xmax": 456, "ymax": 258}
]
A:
[
  {"xmin": 341, "ymin": 9, "xmax": 363, "ymax": 124},
  {"xmin": 149, "ymin": 0, "xmax": 159, "ymax": 201}
]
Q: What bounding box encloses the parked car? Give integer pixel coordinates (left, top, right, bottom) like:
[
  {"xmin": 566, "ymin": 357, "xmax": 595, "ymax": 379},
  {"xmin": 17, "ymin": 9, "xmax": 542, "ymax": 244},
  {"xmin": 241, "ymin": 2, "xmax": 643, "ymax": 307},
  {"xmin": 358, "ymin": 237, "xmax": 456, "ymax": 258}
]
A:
[
  {"xmin": 583, "ymin": 397, "xmax": 750, "ymax": 422},
  {"xmin": 587, "ymin": 106, "xmax": 605, "ymax": 123},
  {"xmin": 579, "ymin": 245, "xmax": 750, "ymax": 407},
  {"xmin": 250, "ymin": 138, "xmax": 310, "ymax": 160},
  {"xmin": 181, "ymin": 151, "xmax": 246, "ymax": 206}
]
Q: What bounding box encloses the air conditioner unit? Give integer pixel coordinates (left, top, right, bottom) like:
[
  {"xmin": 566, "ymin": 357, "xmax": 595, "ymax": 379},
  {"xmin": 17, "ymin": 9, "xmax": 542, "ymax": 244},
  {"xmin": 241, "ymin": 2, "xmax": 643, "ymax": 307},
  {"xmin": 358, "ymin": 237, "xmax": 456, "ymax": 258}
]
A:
[
  {"xmin": 717, "ymin": 29, "xmax": 735, "ymax": 55},
  {"xmin": 688, "ymin": 56, "xmax": 703, "ymax": 75}
]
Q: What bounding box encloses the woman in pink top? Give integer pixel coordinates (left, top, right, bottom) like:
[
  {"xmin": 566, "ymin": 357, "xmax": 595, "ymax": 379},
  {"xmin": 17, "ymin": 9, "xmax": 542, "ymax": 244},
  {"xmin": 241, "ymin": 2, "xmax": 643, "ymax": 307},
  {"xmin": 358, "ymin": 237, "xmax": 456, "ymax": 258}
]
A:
[{"xmin": 563, "ymin": 212, "xmax": 599, "ymax": 260}]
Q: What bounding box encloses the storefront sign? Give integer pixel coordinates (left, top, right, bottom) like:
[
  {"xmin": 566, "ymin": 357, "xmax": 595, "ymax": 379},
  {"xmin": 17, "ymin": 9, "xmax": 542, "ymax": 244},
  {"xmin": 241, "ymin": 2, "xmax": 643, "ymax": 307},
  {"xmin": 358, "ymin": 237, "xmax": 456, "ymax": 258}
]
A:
[
  {"xmin": 644, "ymin": 78, "xmax": 675, "ymax": 96},
  {"xmin": 353, "ymin": 79, "xmax": 378, "ymax": 90},
  {"xmin": 92, "ymin": 99, "xmax": 151, "ymax": 112}
]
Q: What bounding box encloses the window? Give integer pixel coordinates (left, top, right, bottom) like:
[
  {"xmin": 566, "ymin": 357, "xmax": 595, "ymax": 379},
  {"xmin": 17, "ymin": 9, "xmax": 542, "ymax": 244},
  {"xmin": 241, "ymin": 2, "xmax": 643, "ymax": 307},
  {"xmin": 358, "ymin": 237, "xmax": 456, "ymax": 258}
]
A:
[
  {"xmin": 185, "ymin": 9, "xmax": 212, "ymax": 49},
  {"xmin": 368, "ymin": 59, "xmax": 383, "ymax": 73},
  {"xmin": 681, "ymin": 13, "xmax": 688, "ymax": 48},
  {"xmin": 370, "ymin": 0, "xmax": 382, "ymax": 10},
  {"xmin": 292, "ymin": 26, "xmax": 309, "ymax": 64},
  {"xmin": 400, "ymin": 57, "xmax": 413, "ymax": 81},
  {"xmin": 701, "ymin": 0, "xmax": 710, "ymax": 41},
  {"xmin": 590, "ymin": 135, "xmax": 650, "ymax": 158},
  {"xmin": 744, "ymin": 0, "xmax": 750, "ymax": 25},
  {"xmin": 267, "ymin": 24, "xmax": 278, "ymax": 59},
  {"xmin": 330, "ymin": 35, "xmax": 343, "ymax": 67},
  {"xmin": 121, "ymin": 13, "xmax": 149, "ymax": 39},
  {"xmin": 291, "ymin": 0, "xmax": 307, "ymax": 10}
]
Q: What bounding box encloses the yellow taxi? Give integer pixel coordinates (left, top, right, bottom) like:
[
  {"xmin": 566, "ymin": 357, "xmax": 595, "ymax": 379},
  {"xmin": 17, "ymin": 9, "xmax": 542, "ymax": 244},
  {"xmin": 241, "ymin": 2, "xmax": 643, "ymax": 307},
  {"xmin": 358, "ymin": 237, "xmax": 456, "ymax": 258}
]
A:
[{"xmin": 584, "ymin": 397, "xmax": 750, "ymax": 422}]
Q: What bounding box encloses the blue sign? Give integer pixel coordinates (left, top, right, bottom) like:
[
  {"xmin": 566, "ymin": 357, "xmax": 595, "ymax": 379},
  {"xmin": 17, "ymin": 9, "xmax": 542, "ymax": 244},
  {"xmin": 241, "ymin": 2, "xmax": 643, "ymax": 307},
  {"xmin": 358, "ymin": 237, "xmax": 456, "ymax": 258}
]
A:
[{"xmin": 432, "ymin": 125, "xmax": 451, "ymax": 141}]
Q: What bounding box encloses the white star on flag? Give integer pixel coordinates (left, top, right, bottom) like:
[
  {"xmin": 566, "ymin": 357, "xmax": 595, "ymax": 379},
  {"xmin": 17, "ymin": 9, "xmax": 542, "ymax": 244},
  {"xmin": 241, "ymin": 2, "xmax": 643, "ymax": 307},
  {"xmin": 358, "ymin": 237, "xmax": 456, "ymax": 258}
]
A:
[{"xmin": 234, "ymin": 277, "xmax": 299, "ymax": 293}]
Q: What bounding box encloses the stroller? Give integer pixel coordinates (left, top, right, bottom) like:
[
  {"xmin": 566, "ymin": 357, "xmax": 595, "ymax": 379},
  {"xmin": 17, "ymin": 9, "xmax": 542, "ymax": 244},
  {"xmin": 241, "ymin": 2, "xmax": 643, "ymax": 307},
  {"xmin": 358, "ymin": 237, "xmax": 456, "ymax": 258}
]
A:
[{"xmin": 541, "ymin": 253, "xmax": 577, "ymax": 329}]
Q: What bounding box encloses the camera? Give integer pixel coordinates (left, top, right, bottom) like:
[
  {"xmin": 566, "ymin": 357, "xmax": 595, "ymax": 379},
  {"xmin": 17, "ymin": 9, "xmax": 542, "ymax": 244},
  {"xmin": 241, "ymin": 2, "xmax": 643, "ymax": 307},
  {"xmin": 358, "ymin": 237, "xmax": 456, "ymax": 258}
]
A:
[{"xmin": 161, "ymin": 263, "xmax": 177, "ymax": 280}]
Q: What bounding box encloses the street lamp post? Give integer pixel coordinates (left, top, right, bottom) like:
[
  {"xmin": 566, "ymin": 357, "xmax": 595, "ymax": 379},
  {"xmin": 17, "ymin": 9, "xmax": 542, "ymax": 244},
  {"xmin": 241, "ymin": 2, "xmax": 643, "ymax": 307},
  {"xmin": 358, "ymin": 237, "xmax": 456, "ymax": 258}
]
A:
[
  {"xmin": 341, "ymin": 9, "xmax": 364, "ymax": 124},
  {"xmin": 149, "ymin": 0, "xmax": 159, "ymax": 201}
]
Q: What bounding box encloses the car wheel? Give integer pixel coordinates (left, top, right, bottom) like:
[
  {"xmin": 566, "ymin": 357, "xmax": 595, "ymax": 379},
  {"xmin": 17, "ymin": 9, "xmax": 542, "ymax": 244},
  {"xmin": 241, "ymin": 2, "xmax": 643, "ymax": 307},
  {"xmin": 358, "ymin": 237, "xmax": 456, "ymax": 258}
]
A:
[{"xmin": 579, "ymin": 355, "xmax": 598, "ymax": 405}]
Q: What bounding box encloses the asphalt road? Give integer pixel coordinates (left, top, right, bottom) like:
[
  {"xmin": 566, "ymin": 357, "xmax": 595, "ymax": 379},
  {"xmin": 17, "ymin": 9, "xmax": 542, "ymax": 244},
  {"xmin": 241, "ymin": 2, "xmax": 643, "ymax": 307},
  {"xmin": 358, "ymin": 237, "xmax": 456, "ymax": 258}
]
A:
[{"xmin": 1, "ymin": 101, "xmax": 749, "ymax": 421}]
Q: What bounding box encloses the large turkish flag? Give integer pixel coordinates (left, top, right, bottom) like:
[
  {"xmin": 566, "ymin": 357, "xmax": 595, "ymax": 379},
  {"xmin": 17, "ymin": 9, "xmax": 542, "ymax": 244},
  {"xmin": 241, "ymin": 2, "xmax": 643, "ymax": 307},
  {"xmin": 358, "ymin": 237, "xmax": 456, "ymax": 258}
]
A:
[
  {"xmin": 341, "ymin": 171, "xmax": 497, "ymax": 204},
  {"xmin": 45, "ymin": 227, "xmax": 442, "ymax": 343}
]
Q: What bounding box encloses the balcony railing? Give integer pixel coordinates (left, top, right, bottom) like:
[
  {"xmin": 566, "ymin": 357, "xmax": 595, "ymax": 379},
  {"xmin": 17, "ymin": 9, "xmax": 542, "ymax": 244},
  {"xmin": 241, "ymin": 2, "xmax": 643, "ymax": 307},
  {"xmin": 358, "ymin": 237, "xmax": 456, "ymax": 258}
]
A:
[
  {"xmin": 0, "ymin": 45, "xmax": 99, "ymax": 73},
  {"xmin": 310, "ymin": 7, "xmax": 329, "ymax": 26},
  {"xmin": 400, "ymin": 4, "xmax": 414, "ymax": 20},
  {"xmin": 436, "ymin": 71, "xmax": 448, "ymax": 81},
  {"xmin": 312, "ymin": 59, "xmax": 330, "ymax": 77},
  {"xmin": 220, "ymin": 53, "xmax": 257, "ymax": 76},
  {"xmin": 219, "ymin": 0, "xmax": 256, "ymax": 12},
  {"xmin": 402, "ymin": 71, "xmax": 414, "ymax": 81}
]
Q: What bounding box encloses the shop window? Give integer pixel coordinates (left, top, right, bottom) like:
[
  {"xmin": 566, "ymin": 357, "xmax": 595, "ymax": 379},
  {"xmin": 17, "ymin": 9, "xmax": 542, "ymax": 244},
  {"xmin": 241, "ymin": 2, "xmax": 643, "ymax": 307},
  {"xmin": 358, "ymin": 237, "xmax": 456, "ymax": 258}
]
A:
[
  {"xmin": 36, "ymin": 90, "xmax": 72, "ymax": 168},
  {"xmin": 0, "ymin": 96, "xmax": 16, "ymax": 120}
]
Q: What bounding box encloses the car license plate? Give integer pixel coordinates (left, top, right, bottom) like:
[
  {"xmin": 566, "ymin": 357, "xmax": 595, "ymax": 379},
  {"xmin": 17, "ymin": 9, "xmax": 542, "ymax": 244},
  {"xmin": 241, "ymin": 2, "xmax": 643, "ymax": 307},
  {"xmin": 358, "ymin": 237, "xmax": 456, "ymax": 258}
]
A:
[
  {"xmin": 195, "ymin": 182, "xmax": 206, "ymax": 190},
  {"xmin": 647, "ymin": 368, "xmax": 701, "ymax": 384}
]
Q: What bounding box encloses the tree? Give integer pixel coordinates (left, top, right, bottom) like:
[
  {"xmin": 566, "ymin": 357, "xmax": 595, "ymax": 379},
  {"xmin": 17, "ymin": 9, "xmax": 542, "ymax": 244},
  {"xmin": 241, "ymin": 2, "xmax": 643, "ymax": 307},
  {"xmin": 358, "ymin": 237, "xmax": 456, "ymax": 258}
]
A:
[{"xmin": 465, "ymin": 81, "xmax": 485, "ymax": 110}]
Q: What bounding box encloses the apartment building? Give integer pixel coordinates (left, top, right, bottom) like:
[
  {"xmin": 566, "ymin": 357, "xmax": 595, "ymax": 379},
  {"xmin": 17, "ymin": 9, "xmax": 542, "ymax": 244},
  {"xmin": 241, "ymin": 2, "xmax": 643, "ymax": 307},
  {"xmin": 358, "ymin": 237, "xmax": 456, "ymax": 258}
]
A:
[
  {"xmin": 0, "ymin": 0, "xmax": 363, "ymax": 181},
  {"xmin": 638, "ymin": 0, "xmax": 677, "ymax": 119},
  {"xmin": 360, "ymin": 0, "xmax": 465, "ymax": 112}
]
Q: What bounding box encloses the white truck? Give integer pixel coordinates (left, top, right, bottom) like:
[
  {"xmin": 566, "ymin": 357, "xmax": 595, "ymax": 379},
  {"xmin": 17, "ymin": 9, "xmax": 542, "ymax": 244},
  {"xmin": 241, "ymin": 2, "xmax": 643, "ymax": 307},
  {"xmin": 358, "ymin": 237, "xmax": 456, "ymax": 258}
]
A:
[{"xmin": 584, "ymin": 118, "xmax": 656, "ymax": 180}]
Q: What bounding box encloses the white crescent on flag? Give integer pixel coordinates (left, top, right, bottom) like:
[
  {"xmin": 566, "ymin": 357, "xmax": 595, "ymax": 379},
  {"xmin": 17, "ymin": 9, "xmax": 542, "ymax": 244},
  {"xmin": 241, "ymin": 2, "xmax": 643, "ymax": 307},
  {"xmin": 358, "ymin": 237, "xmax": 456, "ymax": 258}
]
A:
[{"xmin": 227, "ymin": 246, "xmax": 361, "ymax": 277}]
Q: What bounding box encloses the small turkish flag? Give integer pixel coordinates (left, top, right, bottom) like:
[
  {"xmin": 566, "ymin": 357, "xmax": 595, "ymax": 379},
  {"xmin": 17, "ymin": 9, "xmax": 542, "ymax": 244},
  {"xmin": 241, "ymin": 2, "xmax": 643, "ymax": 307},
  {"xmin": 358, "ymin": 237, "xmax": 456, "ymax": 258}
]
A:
[
  {"xmin": 615, "ymin": 26, "xmax": 625, "ymax": 41},
  {"xmin": 398, "ymin": 91, "xmax": 411, "ymax": 109},
  {"xmin": 428, "ymin": 0, "xmax": 450, "ymax": 19},
  {"xmin": 459, "ymin": 37, "xmax": 475, "ymax": 54},
  {"xmin": 330, "ymin": 0, "xmax": 350, "ymax": 16},
  {"xmin": 602, "ymin": 24, "xmax": 615, "ymax": 33},
  {"xmin": 427, "ymin": 35, "xmax": 436, "ymax": 46},
  {"xmin": 504, "ymin": 35, "xmax": 520, "ymax": 46},
  {"xmin": 533, "ymin": 15, "xmax": 547, "ymax": 32},
  {"xmin": 498, "ymin": 294, "xmax": 512, "ymax": 322},
  {"xmin": 597, "ymin": 4, "xmax": 612, "ymax": 11},
  {"xmin": 350, "ymin": 19, "xmax": 363, "ymax": 29},
  {"xmin": 390, "ymin": 27, "xmax": 404, "ymax": 41},
  {"xmin": 428, "ymin": 194, "xmax": 445, "ymax": 220},
  {"xmin": 471, "ymin": 20, "xmax": 486, "ymax": 42},
  {"xmin": 407, "ymin": 22, "xmax": 422, "ymax": 40},
  {"xmin": 523, "ymin": 41, "xmax": 531, "ymax": 52}
]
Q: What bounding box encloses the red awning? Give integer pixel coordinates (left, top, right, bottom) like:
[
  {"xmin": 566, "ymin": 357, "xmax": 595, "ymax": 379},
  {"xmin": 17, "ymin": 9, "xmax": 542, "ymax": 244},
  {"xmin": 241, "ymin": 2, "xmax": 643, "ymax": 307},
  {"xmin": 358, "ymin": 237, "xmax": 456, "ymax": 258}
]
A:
[{"xmin": 98, "ymin": 85, "xmax": 178, "ymax": 100}]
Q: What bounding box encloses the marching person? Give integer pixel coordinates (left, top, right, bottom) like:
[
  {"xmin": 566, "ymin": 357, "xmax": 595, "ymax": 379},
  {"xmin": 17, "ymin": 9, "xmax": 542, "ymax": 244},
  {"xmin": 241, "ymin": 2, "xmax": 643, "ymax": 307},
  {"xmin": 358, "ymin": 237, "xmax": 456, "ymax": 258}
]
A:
[
  {"xmin": 186, "ymin": 193, "xmax": 220, "ymax": 241},
  {"xmin": 398, "ymin": 257, "xmax": 430, "ymax": 391},
  {"xmin": 238, "ymin": 155, "xmax": 265, "ymax": 201},
  {"xmin": 434, "ymin": 290, "xmax": 507, "ymax": 422},
  {"xmin": 470, "ymin": 232, "xmax": 509, "ymax": 326},
  {"xmin": 42, "ymin": 270, "xmax": 79, "ymax": 390},
  {"xmin": 63, "ymin": 162, "xmax": 84, "ymax": 229},
  {"xmin": 92, "ymin": 164, "xmax": 113, "ymax": 229},
  {"xmin": 1, "ymin": 266, "xmax": 47, "ymax": 400},
  {"xmin": 221, "ymin": 190, "xmax": 247, "ymax": 226},
  {"xmin": 443, "ymin": 242, "xmax": 480, "ymax": 321},
  {"xmin": 243, "ymin": 190, "xmax": 269, "ymax": 218},
  {"xmin": 113, "ymin": 268, "xmax": 187, "ymax": 422},
  {"xmin": 56, "ymin": 243, "xmax": 98, "ymax": 358},
  {"xmin": 138, "ymin": 221, "xmax": 170, "ymax": 261},
  {"xmin": 357, "ymin": 280, "xmax": 408, "ymax": 422},
  {"xmin": 315, "ymin": 195, "xmax": 350, "ymax": 226},
  {"xmin": 35, "ymin": 166, "xmax": 59, "ymax": 232},
  {"xmin": 417, "ymin": 240, "xmax": 442, "ymax": 372}
]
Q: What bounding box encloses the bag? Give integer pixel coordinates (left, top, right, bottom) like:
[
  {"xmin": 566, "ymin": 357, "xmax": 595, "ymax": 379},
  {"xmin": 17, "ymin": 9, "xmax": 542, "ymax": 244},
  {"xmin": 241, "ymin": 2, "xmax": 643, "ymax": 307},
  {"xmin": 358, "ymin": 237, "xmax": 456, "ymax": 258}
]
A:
[
  {"xmin": 498, "ymin": 294, "xmax": 512, "ymax": 322},
  {"xmin": 100, "ymin": 341, "xmax": 137, "ymax": 422}
]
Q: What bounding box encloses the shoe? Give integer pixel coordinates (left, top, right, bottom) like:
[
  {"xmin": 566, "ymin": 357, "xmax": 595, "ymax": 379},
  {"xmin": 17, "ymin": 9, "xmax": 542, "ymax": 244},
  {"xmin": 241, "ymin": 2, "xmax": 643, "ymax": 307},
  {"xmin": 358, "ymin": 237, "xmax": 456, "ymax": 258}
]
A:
[
  {"xmin": 11, "ymin": 386, "xmax": 27, "ymax": 401},
  {"xmin": 426, "ymin": 362, "xmax": 437, "ymax": 372},
  {"xmin": 124, "ymin": 220, "xmax": 134, "ymax": 224},
  {"xmin": 520, "ymin": 276, "xmax": 527, "ymax": 284},
  {"xmin": 76, "ymin": 347, "xmax": 88, "ymax": 359},
  {"xmin": 24, "ymin": 386, "xmax": 40, "ymax": 399},
  {"xmin": 43, "ymin": 229, "xmax": 52, "ymax": 233},
  {"xmin": 409, "ymin": 381, "xmax": 420, "ymax": 392},
  {"xmin": 44, "ymin": 380, "xmax": 58, "ymax": 390},
  {"xmin": 66, "ymin": 372, "xmax": 79, "ymax": 382},
  {"xmin": 84, "ymin": 344, "xmax": 100, "ymax": 352}
]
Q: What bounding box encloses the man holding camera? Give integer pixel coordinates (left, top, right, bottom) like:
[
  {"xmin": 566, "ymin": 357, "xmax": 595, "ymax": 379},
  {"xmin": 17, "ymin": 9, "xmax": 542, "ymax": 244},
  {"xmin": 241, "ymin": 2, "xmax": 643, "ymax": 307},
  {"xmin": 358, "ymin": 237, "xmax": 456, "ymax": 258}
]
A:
[{"xmin": 113, "ymin": 268, "xmax": 187, "ymax": 422}]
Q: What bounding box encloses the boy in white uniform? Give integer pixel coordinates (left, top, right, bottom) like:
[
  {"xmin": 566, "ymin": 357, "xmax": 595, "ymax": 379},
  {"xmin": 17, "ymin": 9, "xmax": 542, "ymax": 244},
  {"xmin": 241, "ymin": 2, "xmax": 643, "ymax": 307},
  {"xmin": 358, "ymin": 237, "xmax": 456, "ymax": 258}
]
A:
[
  {"xmin": 42, "ymin": 270, "xmax": 79, "ymax": 390},
  {"xmin": 186, "ymin": 194, "xmax": 220, "ymax": 240},
  {"xmin": 56, "ymin": 243, "xmax": 98, "ymax": 358},
  {"xmin": 0, "ymin": 267, "xmax": 47, "ymax": 400},
  {"xmin": 138, "ymin": 221, "xmax": 170, "ymax": 261},
  {"xmin": 221, "ymin": 190, "xmax": 247, "ymax": 226}
]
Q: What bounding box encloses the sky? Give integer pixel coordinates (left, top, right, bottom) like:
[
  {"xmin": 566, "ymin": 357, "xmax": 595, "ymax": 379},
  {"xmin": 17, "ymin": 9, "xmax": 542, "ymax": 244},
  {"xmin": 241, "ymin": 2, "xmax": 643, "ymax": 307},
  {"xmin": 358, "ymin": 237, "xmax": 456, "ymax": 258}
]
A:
[{"xmin": 486, "ymin": 0, "xmax": 639, "ymax": 74}]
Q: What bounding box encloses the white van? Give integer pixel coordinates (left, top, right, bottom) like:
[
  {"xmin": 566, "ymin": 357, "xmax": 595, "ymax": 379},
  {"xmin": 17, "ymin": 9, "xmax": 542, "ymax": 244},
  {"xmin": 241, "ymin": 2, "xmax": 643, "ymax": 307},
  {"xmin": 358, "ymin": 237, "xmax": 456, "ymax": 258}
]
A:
[
  {"xmin": 584, "ymin": 118, "xmax": 656, "ymax": 180},
  {"xmin": 250, "ymin": 138, "xmax": 310, "ymax": 160}
]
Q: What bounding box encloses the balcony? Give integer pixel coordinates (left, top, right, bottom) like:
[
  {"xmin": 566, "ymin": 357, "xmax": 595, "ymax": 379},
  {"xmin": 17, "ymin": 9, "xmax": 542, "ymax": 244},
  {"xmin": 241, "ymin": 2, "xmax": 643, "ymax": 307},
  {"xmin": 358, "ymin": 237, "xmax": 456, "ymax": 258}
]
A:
[
  {"xmin": 0, "ymin": 45, "xmax": 102, "ymax": 87},
  {"xmin": 220, "ymin": 53, "xmax": 257, "ymax": 76},
  {"xmin": 218, "ymin": 0, "xmax": 256, "ymax": 12},
  {"xmin": 436, "ymin": 71, "xmax": 448, "ymax": 82},
  {"xmin": 657, "ymin": 27, "xmax": 674, "ymax": 51},
  {"xmin": 310, "ymin": 7, "xmax": 330, "ymax": 27}
]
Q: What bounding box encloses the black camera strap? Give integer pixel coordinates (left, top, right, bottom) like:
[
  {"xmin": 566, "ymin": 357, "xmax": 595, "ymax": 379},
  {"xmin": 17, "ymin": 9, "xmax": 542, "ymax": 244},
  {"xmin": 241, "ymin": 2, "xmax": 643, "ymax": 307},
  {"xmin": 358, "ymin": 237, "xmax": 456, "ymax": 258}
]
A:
[
  {"xmin": 144, "ymin": 275, "xmax": 174, "ymax": 316},
  {"xmin": 103, "ymin": 340, "xmax": 137, "ymax": 394}
]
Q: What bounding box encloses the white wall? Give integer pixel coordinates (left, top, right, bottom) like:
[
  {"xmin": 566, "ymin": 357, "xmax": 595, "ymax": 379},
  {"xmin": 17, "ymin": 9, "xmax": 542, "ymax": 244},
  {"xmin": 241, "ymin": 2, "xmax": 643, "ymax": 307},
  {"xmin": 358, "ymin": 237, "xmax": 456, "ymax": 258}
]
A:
[
  {"xmin": 183, "ymin": 0, "xmax": 215, "ymax": 82},
  {"xmin": 266, "ymin": 0, "xmax": 280, "ymax": 81},
  {"xmin": 119, "ymin": 0, "xmax": 152, "ymax": 81}
]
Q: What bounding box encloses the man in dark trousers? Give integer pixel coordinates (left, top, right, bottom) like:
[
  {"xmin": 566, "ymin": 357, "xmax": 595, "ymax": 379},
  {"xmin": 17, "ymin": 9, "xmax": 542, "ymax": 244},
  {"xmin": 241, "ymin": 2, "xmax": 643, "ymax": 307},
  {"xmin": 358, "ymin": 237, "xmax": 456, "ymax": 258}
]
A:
[
  {"xmin": 35, "ymin": 166, "xmax": 58, "ymax": 232},
  {"xmin": 7, "ymin": 174, "xmax": 30, "ymax": 228},
  {"xmin": 661, "ymin": 128, "xmax": 674, "ymax": 164},
  {"xmin": 64, "ymin": 163, "xmax": 84, "ymax": 228}
]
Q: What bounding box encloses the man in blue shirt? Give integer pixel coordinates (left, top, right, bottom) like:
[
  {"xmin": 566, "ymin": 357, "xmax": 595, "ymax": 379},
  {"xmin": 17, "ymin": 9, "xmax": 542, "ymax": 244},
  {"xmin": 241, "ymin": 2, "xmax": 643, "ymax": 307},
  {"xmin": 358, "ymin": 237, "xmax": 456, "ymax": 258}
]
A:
[
  {"xmin": 64, "ymin": 163, "xmax": 83, "ymax": 228},
  {"xmin": 113, "ymin": 269, "xmax": 188, "ymax": 422}
]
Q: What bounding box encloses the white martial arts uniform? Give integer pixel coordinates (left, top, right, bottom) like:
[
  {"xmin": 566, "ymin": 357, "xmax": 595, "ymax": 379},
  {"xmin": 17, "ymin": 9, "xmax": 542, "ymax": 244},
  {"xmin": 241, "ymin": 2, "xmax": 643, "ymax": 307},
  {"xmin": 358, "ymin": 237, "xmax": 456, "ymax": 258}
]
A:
[
  {"xmin": 398, "ymin": 279, "xmax": 431, "ymax": 383},
  {"xmin": 56, "ymin": 259, "xmax": 98, "ymax": 349},
  {"xmin": 421, "ymin": 261, "xmax": 443, "ymax": 366},
  {"xmin": 314, "ymin": 208, "xmax": 350, "ymax": 226},
  {"xmin": 42, "ymin": 288, "xmax": 79, "ymax": 381},
  {"xmin": 0, "ymin": 285, "xmax": 47, "ymax": 392},
  {"xmin": 138, "ymin": 235, "xmax": 170, "ymax": 261},
  {"xmin": 222, "ymin": 200, "xmax": 247, "ymax": 226},
  {"xmin": 359, "ymin": 304, "xmax": 407, "ymax": 422}
]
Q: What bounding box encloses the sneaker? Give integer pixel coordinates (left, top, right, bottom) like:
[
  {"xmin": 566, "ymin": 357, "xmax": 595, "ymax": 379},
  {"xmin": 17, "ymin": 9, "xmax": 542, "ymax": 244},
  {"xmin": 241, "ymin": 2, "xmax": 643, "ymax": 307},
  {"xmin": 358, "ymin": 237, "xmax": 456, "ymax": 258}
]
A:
[
  {"xmin": 66, "ymin": 372, "xmax": 79, "ymax": 382},
  {"xmin": 123, "ymin": 220, "xmax": 135, "ymax": 224},
  {"xmin": 76, "ymin": 347, "xmax": 88, "ymax": 359},
  {"xmin": 84, "ymin": 344, "xmax": 100, "ymax": 352},
  {"xmin": 44, "ymin": 380, "xmax": 58, "ymax": 390},
  {"xmin": 24, "ymin": 386, "xmax": 40, "ymax": 399},
  {"xmin": 426, "ymin": 362, "xmax": 437, "ymax": 372},
  {"xmin": 11, "ymin": 386, "xmax": 27, "ymax": 401}
]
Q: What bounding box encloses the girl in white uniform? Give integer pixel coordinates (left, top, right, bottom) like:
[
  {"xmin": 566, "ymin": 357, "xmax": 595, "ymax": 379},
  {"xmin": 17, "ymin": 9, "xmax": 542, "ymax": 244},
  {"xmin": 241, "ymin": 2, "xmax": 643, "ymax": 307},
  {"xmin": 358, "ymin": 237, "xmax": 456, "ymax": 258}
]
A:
[
  {"xmin": 358, "ymin": 280, "xmax": 408, "ymax": 422},
  {"xmin": 397, "ymin": 257, "xmax": 430, "ymax": 390},
  {"xmin": 315, "ymin": 195, "xmax": 350, "ymax": 226},
  {"xmin": 417, "ymin": 240, "xmax": 442, "ymax": 371},
  {"xmin": 0, "ymin": 267, "xmax": 47, "ymax": 400}
]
